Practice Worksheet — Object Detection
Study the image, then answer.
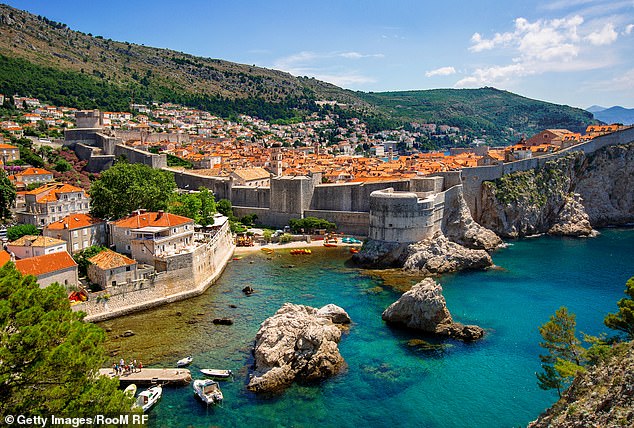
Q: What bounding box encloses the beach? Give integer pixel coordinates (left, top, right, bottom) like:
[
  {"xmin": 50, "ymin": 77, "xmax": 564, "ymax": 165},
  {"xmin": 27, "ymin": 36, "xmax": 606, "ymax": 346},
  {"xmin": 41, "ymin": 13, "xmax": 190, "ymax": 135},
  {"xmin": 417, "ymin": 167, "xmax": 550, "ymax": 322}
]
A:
[{"xmin": 233, "ymin": 236, "xmax": 364, "ymax": 254}]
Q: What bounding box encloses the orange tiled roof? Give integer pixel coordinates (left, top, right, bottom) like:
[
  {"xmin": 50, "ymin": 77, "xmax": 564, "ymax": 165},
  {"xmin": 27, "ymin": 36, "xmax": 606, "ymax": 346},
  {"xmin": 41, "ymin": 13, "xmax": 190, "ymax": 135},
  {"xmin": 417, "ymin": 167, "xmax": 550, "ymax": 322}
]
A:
[
  {"xmin": 88, "ymin": 249, "xmax": 135, "ymax": 270},
  {"xmin": 16, "ymin": 167, "xmax": 52, "ymax": 176},
  {"xmin": 0, "ymin": 250, "xmax": 11, "ymax": 266},
  {"xmin": 25, "ymin": 183, "xmax": 86, "ymax": 202},
  {"xmin": 113, "ymin": 211, "xmax": 193, "ymax": 228},
  {"xmin": 15, "ymin": 251, "xmax": 77, "ymax": 277},
  {"xmin": 0, "ymin": 143, "xmax": 18, "ymax": 149},
  {"xmin": 45, "ymin": 213, "xmax": 104, "ymax": 231},
  {"xmin": 8, "ymin": 235, "xmax": 66, "ymax": 247}
]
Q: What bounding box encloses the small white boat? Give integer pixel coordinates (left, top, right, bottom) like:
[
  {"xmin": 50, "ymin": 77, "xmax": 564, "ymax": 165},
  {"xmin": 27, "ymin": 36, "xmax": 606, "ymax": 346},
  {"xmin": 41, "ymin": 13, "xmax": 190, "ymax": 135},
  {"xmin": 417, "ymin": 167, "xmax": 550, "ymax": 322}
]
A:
[
  {"xmin": 193, "ymin": 379, "xmax": 223, "ymax": 405},
  {"xmin": 135, "ymin": 385, "xmax": 162, "ymax": 413},
  {"xmin": 200, "ymin": 369, "xmax": 233, "ymax": 379},
  {"xmin": 124, "ymin": 383, "xmax": 137, "ymax": 398},
  {"xmin": 176, "ymin": 356, "xmax": 193, "ymax": 367}
]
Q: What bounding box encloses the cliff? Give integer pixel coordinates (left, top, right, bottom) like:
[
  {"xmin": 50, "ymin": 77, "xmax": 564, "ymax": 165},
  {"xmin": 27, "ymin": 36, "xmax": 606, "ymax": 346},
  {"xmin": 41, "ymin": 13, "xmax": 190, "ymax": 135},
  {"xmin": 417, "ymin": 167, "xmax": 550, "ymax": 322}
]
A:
[
  {"xmin": 479, "ymin": 143, "xmax": 634, "ymax": 238},
  {"xmin": 528, "ymin": 341, "xmax": 634, "ymax": 428}
]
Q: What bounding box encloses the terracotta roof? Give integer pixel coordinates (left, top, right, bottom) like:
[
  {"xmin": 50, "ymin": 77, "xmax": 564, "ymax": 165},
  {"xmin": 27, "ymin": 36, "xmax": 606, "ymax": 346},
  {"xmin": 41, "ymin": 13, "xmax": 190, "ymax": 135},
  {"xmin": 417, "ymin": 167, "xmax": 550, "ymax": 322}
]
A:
[
  {"xmin": 16, "ymin": 167, "xmax": 52, "ymax": 176},
  {"xmin": 0, "ymin": 250, "xmax": 11, "ymax": 266},
  {"xmin": 231, "ymin": 167, "xmax": 270, "ymax": 181},
  {"xmin": 45, "ymin": 213, "xmax": 104, "ymax": 231},
  {"xmin": 25, "ymin": 183, "xmax": 87, "ymax": 202},
  {"xmin": 15, "ymin": 251, "xmax": 77, "ymax": 277},
  {"xmin": 0, "ymin": 143, "xmax": 18, "ymax": 149},
  {"xmin": 113, "ymin": 211, "xmax": 193, "ymax": 228},
  {"xmin": 88, "ymin": 249, "xmax": 136, "ymax": 270},
  {"xmin": 8, "ymin": 235, "xmax": 66, "ymax": 247}
]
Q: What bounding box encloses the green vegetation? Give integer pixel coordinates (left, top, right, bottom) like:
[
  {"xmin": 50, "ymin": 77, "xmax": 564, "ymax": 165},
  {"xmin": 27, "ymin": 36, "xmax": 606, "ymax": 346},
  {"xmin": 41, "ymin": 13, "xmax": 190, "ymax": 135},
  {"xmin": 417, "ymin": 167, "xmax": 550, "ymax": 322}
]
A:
[
  {"xmin": 288, "ymin": 216, "xmax": 336, "ymax": 233},
  {"xmin": 604, "ymin": 276, "xmax": 634, "ymax": 339},
  {"xmin": 537, "ymin": 307, "xmax": 585, "ymax": 396},
  {"xmin": 72, "ymin": 245, "xmax": 107, "ymax": 277},
  {"xmin": 89, "ymin": 161, "xmax": 176, "ymax": 220},
  {"xmin": 0, "ymin": 170, "xmax": 16, "ymax": 222},
  {"xmin": 6, "ymin": 224, "xmax": 40, "ymax": 241},
  {"xmin": 168, "ymin": 187, "xmax": 217, "ymax": 225},
  {"xmin": 166, "ymin": 153, "xmax": 193, "ymax": 168},
  {"xmin": 360, "ymin": 88, "xmax": 596, "ymax": 143},
  {"xmin": 0, "ymin": 262, "xmax": 134, "ymax": 417}
]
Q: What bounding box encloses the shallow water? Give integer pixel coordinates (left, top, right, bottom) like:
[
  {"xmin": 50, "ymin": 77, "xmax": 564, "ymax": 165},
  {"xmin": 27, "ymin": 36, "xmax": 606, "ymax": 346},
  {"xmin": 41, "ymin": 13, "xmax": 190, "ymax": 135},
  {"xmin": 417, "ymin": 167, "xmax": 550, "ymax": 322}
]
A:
[{"xmin": 101, "ymin": 229, "xmax": 634, "ymax": 428}]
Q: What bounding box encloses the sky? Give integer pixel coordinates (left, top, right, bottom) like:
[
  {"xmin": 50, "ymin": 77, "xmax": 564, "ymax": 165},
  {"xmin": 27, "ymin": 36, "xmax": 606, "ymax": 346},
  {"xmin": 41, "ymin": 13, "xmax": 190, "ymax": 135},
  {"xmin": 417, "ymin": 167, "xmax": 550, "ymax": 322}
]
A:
[{"xmin": 4, "ymin": 0, "xmax": 634, "ymax": 109}]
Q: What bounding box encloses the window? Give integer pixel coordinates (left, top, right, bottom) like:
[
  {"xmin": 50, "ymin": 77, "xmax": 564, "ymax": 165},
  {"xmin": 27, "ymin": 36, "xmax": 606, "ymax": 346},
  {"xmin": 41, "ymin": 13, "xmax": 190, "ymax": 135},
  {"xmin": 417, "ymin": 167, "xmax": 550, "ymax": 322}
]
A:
[
  {"xmin": 73, "ymin": 242, "xmax": 79, "ymax": 250},
  {"xmin": 73, "ymin": 231, "xmax": 78, "ymax": 238},
  {"xmin": 126, "ymin": 266, "xmax": 130, "ymax": 272},
  {"xmin": 83, "ymin": 229, "xmax": 88, "ymax": 235},
  {"xmin": 126, "ymin": 230, "xmax": 130, "ymax": 236},
  {"xmin": 126, "ymin": 245, "xmax": 131, "ymax": 251}
]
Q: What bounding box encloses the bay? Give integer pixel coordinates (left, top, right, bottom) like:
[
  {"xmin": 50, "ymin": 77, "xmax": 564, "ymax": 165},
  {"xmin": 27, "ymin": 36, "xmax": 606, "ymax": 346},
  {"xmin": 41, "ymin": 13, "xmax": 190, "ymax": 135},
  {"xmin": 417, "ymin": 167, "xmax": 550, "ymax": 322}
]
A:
[{"xmin": 101, "ymin": 228, "xmax": 634, "ymax": 428}]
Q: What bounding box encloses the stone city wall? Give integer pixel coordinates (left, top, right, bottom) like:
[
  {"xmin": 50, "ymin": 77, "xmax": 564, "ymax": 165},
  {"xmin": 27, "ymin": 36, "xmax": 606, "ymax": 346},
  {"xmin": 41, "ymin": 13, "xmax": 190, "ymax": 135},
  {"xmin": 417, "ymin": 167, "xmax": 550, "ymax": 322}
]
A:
[
  {"xmin": 115, "ymin": 130, "xmax": 191, "ymax": 144},
  {"xmin": 304, "ymin": 209, "xmax": 370, "ymax": 236},
  {"xmin": 114, "ymin": 144, "xmax": 167, "ymax": 169}
]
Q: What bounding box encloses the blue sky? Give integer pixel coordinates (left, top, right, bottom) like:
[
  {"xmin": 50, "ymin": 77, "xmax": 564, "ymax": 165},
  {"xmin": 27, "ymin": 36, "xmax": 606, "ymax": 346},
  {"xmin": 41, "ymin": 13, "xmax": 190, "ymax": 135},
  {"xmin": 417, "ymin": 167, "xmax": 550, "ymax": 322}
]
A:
[{"xmin": 5, "ymin": 0, "xmax": 634, "ymax": 109}]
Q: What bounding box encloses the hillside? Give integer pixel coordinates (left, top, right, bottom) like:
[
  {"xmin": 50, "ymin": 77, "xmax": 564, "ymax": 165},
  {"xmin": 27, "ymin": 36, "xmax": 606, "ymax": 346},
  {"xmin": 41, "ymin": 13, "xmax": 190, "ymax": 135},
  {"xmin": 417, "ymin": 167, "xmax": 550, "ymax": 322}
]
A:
[
  {"xmin": 360, "ymin": 88, "xmax": 596, "ymax": 143},
  {"xmin": 0, "ymin": 4, "xmax": 598, "ymax": 140},
  {"xmin": 591, "ymin": 106, "xmax": 634, "ymax": 125}
]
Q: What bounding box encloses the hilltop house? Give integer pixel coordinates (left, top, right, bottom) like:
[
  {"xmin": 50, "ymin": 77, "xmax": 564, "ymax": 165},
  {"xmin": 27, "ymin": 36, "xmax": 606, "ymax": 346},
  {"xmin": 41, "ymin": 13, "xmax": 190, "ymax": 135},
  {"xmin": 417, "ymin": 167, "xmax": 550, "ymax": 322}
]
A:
[
  {"xmin": 17, "ymin": 183, "xmax": 90, "ymax": 226},
  {"xmin": 109, "ymin": 210, "xmax": 195, "ymax": 266},
  {"xmin": 14, "ymin": 251, "xmax": 78, "ymax": 288},
  {"xmin": 43, "ymin": 213, "xmax": 107, "ymax": 253},
  {"xmin": 9, "ymin": 167, "xmax": 54, "ymax": 190},
  {"xmin": 7, "ymin": 235, "xmax": 67, "ymax": 259},
  {"xmin": 0, "ymin": 143, "xmax": 20, "ymax": 164},
  {"xmin": 525, "ymin": 129, "xmax": 573, "ymax": 148}
]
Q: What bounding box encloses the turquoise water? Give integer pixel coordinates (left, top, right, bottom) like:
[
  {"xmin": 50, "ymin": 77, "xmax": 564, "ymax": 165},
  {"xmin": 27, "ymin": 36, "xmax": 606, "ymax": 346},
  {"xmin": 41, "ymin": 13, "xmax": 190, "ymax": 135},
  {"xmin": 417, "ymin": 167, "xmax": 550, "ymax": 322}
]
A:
[{"xmin": 102, "ymin": 229, "xmax": 634, "ymax": 428}]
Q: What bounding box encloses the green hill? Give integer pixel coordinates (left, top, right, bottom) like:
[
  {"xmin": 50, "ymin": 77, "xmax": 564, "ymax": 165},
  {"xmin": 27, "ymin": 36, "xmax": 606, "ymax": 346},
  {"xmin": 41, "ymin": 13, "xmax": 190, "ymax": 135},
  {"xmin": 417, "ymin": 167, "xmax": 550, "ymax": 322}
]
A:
[
  {"xmin": 0, "ymin": 4, "xmax": 597, "ymax": 141},
  {"xmin": 360, "ymin": 88, "xmax": 596, "ymax": 143}
]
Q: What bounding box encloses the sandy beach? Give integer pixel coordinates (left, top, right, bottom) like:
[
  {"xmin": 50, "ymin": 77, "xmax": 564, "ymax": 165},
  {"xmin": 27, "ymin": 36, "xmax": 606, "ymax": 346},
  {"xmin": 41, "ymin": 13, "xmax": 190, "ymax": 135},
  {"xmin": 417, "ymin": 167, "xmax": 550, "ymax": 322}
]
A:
[{"xmin": 233, "ymin": 237, "xmax": 363, "ymax": 254}]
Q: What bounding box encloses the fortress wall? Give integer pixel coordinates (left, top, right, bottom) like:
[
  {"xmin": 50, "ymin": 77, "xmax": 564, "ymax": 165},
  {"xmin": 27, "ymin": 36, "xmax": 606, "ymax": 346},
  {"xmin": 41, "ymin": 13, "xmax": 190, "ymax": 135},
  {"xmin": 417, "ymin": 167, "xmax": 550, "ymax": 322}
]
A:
[
  {"xmin": 304, "ymin": 210, "xmax": 370, "ymax": 236},
  {"xmin": 115, "ymin": 130, "xmax": 191, "ymax": 144},
  {"xmin": 86, "ymin": 155, "xmax": 115, "ymax": 173},
  {"xmin": 231, "ymin": 186, "xmax": 270, "ymax": 208},
  {"xmin": 368, "ymin": 188, "xmax": 440, "ymax": 243},
  {"xmin": 114, "ymin": 144, "xmax": 167, "ymax": 169},
  {"xmin": 73, "ymin": 143, "xmax": 95, "ymax": 161},
  {"xmin": 232, "ymin": 206, "xmax": 275, "ymax": 225},
  {"xmin": 429, "ymin": 171, "xmax": 462, "ymax": 189},
  {"xmin": 270, "ymin": 177, "xmax": 313, "ymax": 217},
  {"xmin": 310, "ymin": 180, "xmax": 409, "ymax": 212},
  {"xmin": 168, "ymin": 169, "xmax": 232, "ymax": 200},
  {"xmin": 410, "ymin": 176, "xmax": 444, "ymax": 194}
]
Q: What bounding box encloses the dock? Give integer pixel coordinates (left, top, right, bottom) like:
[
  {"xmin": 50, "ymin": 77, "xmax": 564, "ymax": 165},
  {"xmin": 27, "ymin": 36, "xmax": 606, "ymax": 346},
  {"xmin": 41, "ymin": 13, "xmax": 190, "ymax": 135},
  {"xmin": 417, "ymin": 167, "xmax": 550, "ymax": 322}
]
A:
[{"xmin": 99, "ymin": 368, "xmax": 192, "ymax": 386}]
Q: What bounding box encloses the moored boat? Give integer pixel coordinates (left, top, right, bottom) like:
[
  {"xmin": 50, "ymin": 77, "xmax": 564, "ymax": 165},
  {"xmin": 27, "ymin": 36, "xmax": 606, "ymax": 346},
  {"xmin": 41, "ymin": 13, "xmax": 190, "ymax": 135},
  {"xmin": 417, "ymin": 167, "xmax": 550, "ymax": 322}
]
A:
[
  {"xmin": 176, "ymin": 356, "xmax": 193, "ymax": 367},
  {"xmin": 193, "ymin": 379, "xmax": 223, "ymax": 405},
  {"xmin": 124, "ymin": 383, "xmax": 137, "ymax": 399},
  {"xmin": 200, "ymin": 369, "xmax": 233, "ymax": 379},
  {"xmin": 135, "ymin": 385, "xmax": 162, "ymax": 412},
  {"xmin": 290, "ymin": 248, "xmax": 312, "ymax": 255}
]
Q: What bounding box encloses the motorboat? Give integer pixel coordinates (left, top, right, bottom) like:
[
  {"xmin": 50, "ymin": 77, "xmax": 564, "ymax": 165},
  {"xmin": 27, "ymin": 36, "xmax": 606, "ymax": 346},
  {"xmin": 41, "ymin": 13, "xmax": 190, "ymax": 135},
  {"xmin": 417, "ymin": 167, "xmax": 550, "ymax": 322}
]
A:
[
  {"xmin": 135, "ymin": 385, "xmax": 162, "ymax": 412},
  {"xmin": 200, "ymin": 369, "xmax": 233, "ymax": 379},
  {"xmin": 124, "ymin": 383, "xmax": 137, "ymax": 399},
  {"xmin": 193, "ymin": 379, "xmax": 223, "ymax": 405},
  {"xmin": 176, "ymin": 356, "xmax": 193, "ymax": 367}
]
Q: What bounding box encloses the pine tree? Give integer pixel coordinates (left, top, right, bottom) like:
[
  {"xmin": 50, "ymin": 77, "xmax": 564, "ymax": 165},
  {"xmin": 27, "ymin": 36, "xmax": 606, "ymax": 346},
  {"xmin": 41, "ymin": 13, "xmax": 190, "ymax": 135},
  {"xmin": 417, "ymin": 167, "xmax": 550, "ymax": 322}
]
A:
[
  {"xmin": 536, "ymin": 306, "xmax": 585, "ymax": 396},
  {"xmin": 0, "ymin": 263, "xmax": 133, "ymax": 417},
  {"xmin": 604, "ymin": 277, "xmax": 634, "ymax": 339}
]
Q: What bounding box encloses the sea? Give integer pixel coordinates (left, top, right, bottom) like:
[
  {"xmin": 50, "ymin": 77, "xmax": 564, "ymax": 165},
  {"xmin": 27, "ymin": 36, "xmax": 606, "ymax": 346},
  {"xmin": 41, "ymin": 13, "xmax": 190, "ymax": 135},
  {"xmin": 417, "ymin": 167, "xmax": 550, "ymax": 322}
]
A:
[{"xmin": 101, "ymin": 228, "xmax": 634, "ymax": 428}]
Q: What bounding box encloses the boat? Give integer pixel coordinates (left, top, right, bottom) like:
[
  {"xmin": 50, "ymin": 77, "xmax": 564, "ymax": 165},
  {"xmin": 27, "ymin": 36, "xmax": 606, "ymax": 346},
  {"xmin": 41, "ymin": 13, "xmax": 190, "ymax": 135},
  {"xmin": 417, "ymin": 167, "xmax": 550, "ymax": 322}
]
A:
[
  {"xmin": 200, "ymin": 369, "xmax": 233, "ymax": 379},
  {"xmin": 342, "ymin": 237, "xmax": 362, "ymax": 244},
  {"xmin": 193, "ymin": 379, "xmax": 223, "ymax": 405},
  {"xmin": 135, "ymin": 385, "xmax": 162, "ymax": 412},
  {"xmin": 124, "ymin": 383, "xmax": 137, "ymax": 399},
  {"xmin": 176, "ymin": 356, "xmax": 193, "ymax": 367},
  {"xmin": 349, "ymin": 247, "xmax": 359, "ymax": 254},
  {"xmin": 290, "ymin": 248, "xmax": 312, "ymax": 255},
  {"xmin": 323, "ymin": 242, "xmax": 337, "ymax": 247}
]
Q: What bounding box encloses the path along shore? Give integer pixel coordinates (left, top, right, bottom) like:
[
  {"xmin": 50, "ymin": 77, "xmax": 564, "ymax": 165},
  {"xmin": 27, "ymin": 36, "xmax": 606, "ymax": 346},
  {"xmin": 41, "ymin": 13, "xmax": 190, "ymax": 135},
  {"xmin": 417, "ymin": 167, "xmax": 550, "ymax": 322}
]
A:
[{"xmin": 233, "ymin": 236, "xmax": 364, "ymax": 255}]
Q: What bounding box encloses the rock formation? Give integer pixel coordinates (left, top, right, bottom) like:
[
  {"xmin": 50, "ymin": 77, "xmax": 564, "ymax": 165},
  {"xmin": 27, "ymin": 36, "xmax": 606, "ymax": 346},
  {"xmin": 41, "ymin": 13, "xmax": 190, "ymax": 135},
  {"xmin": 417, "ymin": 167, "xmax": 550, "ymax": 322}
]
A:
[
  {"xmin": 247, "ymin": 303, "xmax": 350, "ymax": 393},
  {"xmin": 382, "ymin": 278, "xmax": 484, "ymax": 341},
  {"xmin": 442, "ymin": 185, "xmax": 502, "ymax": 250},
  {"xmin": 402, "ymin": 233, "xmax": 493, "ymax": 275},
  {"xmin": 479, "ymin": 143, "xmax": 634, "ymax": 238},
  {"xmin": 528, "ymin": 341, "xmax": 634, "ymax": 428}
]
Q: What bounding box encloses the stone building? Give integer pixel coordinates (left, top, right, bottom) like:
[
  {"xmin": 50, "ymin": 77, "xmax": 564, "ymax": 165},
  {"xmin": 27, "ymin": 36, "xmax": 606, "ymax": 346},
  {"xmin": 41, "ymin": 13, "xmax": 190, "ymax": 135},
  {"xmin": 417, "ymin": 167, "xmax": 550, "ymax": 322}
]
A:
[
  {"xmin": 0, "ymin": 142, "xmax": 19, "ymax": 164},
  {"xmin": 43, "ymin": 213, "xmax": 107, "ymax": 253},
  {"xmin": 17, "ymin": 183, "xmax": 90, "ymax": 226},
  {"xmin": 109, "ymin": 210, "xmax": 195, "ymax": 265},
  {"xmin": 87, "ymin": 249, "xmax": 139, "ymax": 289},
  {"xmin": 14, "ymin": 251, "xmax": 78, "ymax": 288},
  {"xmin": 230, "ymin": 167, "xmax": 271, "ymax": 187},
  {"xmin": 6, "ymin": 235, "xmax": 67, "ymax": 259},
  {"xmin": 9, "ymin": 167, "xmax": 54, "ymax": 190}
]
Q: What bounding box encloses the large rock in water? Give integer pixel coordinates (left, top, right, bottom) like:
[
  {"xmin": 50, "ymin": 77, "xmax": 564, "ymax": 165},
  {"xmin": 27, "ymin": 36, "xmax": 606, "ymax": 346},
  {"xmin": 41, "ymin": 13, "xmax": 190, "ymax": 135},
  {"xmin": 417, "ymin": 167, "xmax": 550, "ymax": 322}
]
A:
[
  {"xmin": 247, "ymin": 303, "xmax": 350, "ymax": 393},
  {"xmin": 403, "ymin": 233, "xmax": 493, "ymax": 275},
  {"xmin": 382, "ymin": 278, "xmax": 484, "ymax": 341}
]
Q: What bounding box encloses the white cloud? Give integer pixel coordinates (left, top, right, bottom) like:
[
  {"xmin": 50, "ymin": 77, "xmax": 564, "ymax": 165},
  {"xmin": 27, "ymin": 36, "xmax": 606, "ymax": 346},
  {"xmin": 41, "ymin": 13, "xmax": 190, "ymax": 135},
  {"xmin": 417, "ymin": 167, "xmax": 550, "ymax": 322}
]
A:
[
  {"xmin": 459, "ymin": 13, "xmax": 625, "ymax": 88},
  {"xmin": 338, "ymin": 52, "xmax": 384, "ymax": 59},
  {"xmin": 272, "ymin": 51, "xmax": 377, "ymax": 87},
  {"xmin": 623, "ymin": 23, "xmax": 634, "ymax": 35},
  {"xmin": 425, "ymin": 66, "xmax": 456, "ymax": 77},
  {"xmin": 586, "ymin": 23, "xmax": 618, "ymax": 45}
]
